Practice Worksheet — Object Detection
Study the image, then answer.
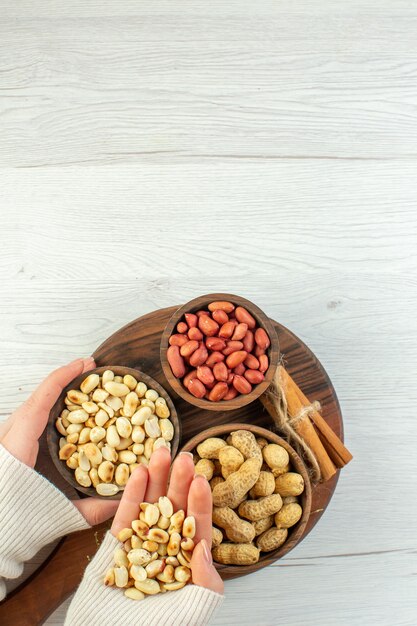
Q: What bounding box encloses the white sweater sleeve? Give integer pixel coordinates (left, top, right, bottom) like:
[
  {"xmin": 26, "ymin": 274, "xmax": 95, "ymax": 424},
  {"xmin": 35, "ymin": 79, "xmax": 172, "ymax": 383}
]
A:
[
  {"xmin": 0, "ymin": 444, "xmax": 90, "ymax": 601},
  {"xmin": 65, "ymin": 532, "xmax": 224, "ymax": 626}
]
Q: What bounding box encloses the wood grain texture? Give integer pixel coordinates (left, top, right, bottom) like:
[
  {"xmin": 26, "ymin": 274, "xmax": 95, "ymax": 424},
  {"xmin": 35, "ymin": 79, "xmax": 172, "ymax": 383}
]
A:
[{"xmin": 0, "ymin": 0, "xmax": 416, "ymax": 623}]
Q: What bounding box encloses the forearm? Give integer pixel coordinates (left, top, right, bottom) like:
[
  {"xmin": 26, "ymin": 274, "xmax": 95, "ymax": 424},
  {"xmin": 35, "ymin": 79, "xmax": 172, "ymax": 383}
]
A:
[
  {"xmin": 66, "ymin": 532, "xmax": 224, "ymax": 626},
  {"xmin": 0, "ymin": 444, "xmax": 90, "ymax": 600}
]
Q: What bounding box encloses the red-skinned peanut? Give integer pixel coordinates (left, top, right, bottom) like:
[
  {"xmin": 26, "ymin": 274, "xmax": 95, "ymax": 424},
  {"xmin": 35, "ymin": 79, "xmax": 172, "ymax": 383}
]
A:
[
  {"xmin": 198, "ymin": 315, "xmax": 219, "ymax": 337},
  {"xmin": 231, "ymin": 323, "xmax": 248, "ymax": 341},
  {"xmin": 233, "ymin": 375, "xmax": 252, "ymax": 394},
  {"xmin": 167, "ymin": 345, "xmax": 186, "ymax": 378},
  {"xmin": 169, "ymin": 334, "xmax": 189, "ymax": 347},
  {"xmin": 185, "ymin": 313, "xmax": 198, "ymax": 328},
  {"xmin": 212, "ymin": 310, "xmax": 229, "ymax": 325},
  {"xmin": 235, "ymin": 307, "xmax": 256, "ymax": 329}
]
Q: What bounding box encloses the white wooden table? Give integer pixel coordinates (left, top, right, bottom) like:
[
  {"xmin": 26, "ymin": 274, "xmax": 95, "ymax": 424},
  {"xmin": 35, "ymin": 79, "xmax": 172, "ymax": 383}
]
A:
[{"xmin": 1, "ymin": 1, "xmax": 416, "ymax": 624}]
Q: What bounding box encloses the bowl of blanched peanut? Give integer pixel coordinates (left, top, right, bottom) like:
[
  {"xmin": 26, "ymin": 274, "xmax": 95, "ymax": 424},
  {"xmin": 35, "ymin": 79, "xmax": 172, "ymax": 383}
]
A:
[{"xmin": 47, "ymin": 365, "xmax": 180, "ymax": 498}]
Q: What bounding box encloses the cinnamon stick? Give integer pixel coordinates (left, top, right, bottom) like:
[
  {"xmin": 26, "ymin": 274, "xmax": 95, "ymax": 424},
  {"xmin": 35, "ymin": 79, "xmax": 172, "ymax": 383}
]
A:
[
  {"xmin": 292, "ymin": 381, "xmax": 353, "ymax": 468},
  {"xmin": 277, "ymin": 366, "xmax": 337, "ymax": 481}
]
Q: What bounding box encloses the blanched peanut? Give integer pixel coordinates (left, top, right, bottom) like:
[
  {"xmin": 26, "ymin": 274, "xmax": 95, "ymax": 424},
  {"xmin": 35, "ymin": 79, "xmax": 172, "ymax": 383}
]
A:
[
  {"xmin": 169, "ymin": 510, "xmax": 185, "ymax": 533},
  {"xmin": 90, "ymin": 426, "xmax": 106, "ymax": 443},
  {"xmin": 98, "ymin": 461, "xmax": 115, "ymax": 483},
  {"xmin": 102, "ymin": 444, "xmax": 118, "ymax": 463},
  {"xmin": 94, "ymin": 409, "xmax": 109, "ymax": 428},
  {"xmin": 148, "ymin": 528, "xmax": 169, "ymax": 544},
  {"xmin": 144, "ymin": 417, "xmax": 161, "ymax": 439},
  {"xmin": 106, "ymin": 425, "xmax": 120, "ymax": 448},
  {"xmin": 124, "ymin": 392, "xmax": 139, "ymax": 417},
  {"xmin": 144, "ymin": 437, "xmax": 155, "ymax": 459},
  {"xmin": 135, "ymin": 382, "xmax": 147, "ymax": 397},
  {"xmin": 114, "ymin": 548, "xmax": 129, "ymax": 568},
  {"xmin": 98, "ymin": 402, "xmax": 114, "ymax": 418},
  {"xmin": 75, "ymin": 467, "xmax": 91, "ymax": 487},
  {"xmin": 182, "ymin": 516, "xmax": 196, "ymax": 538},
  {"xmin": 158, "ymin": 496, "xmax": 173, "ymax": 518},
  {"xmin": 153, "ymin": 437, "xmax": 170, "ymax": 451},
  {"xmin": 131, "ymin": 406, "xmax": 152, "ymax": 426},
  {"xmin": 84, "ymin": 443, "xmax": 103, "ymax": 466},
  {"xmin": 142, "ymin": 540, "xmax": 159, "ymax": 552},
  {"xmin": 80, "ymin": 374, "xmax": 100, "ymax": 394},
  {"xmin": 105, "ymin": 395, "xmax": 123, "ymax": 412},
  {"xmin": 128, "ymin": 549, "xmax": 152, "ymax": 566},
  {"xmin": 78, "ymin": 449, "xmax": 91, "ymax": 472},
  {"xmin": 55, "ymin": 418, "xmax": 67, "ymax": 436},
  {"xmin": 104, "ymin": 381, "xmax": 130, "ymax": 397},
  {"xmin": 116, "ymin": 436, "xmax": 133, "ymax": 451},
  {"xmin": 96, "ymin": 483, "xmax": 119, "ymax": 496},
  {"xmin": 145, "ymin": 560, "xmax": 164, "ymax": 578},
  {"xmin": 174, "ymin": 566, "xmax": 191, "ymax": 583},
  {"xmin": 67, "ymin": 409, "xmax": 89, "ymax": 424},
  {"xmin": 160, "ymin": 419, "xmax": 174, "ymax": 441},
  {"xmin": 78, "ymin": 427, "xmax": 91, "ymax": 444},
  {"xmin": 130, "ymin": 565, "xmax": 147, "ymax": 582},
  {"xmin": 123, "ymin": 374, "xmax": 138, "ymax": 390},
  {"xmin": 167, "ymin": 532, "xmax": 181, "ymax": 556},
  {"xmin": 143, "ymin": 504, "xmax": 159, "ymax": 526},
  {"xmin": 156, "ymin": 403, "xmax": 170, "ymax": 419},
  {"xmin": 132, "ymin": 425, "xmax": 145, "ymax": 443},
  {"xmin": 132, "ymin": 443, "xmax": 144, "ymax": 455},
  {"xmin": 157, "ymin": 564, "xmax": 175, "ymax": 583},
  {"xmin": 114, "ymin": 566, "xmax": 129, "ymax": 588},
  {"xmin": 66, "ymin": 456, "xmax": 78, "ymax": 469},
  {"xmin": 59, "ymin": 443, "xmax": 77, "ymax": 460},
  {"xmin": 118, "ymin": 450, "xmax": 137, "ymax": 464},
  {"xmin": 134, "ymin": 578, "xmax": 160, "ymax": 595},
  {"xmin": 92, "ymin": 388, "xmax": 109, "ymax": 403},
  {"xmin": 82, "ymin": 396, "xmax": 99, "ymax": 415},
  {"xmin": 89, "ymin": 467, "xmax": 99, "ymax": 487},
  {"xmin": 115, "ymin": 463, "xmax": 130, "ymax": 486},
  {"xmin": 180, "ymin": 538, "xmax": 194, "ymax": 551},
  {"xmin": 104, "ymin": 568, "xmax": 115, "ymax": 586}
]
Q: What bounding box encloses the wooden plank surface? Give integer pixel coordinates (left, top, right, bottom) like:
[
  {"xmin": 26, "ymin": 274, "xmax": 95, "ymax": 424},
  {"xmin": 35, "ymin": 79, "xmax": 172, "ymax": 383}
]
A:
[{"xmin": 0, "ymin": 0, "xmax": 416, "ymax": 624}]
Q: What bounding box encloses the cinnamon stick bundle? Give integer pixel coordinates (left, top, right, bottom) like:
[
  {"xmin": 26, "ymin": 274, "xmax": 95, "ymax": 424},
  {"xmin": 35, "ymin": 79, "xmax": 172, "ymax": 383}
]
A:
[{"xmin": 261, "ymin": 365, "xmax": 352, "ymax": 482}]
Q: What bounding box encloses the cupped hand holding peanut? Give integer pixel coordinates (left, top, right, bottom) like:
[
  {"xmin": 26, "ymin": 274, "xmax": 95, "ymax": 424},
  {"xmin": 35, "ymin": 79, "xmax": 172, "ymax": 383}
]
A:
[
  {"xmin": 0, "ymin": 357, "xmax": 118, "ymax": 526},
  {"xmin": 110, "ymin": 447, "xmax": 224, "ymax": 595}
]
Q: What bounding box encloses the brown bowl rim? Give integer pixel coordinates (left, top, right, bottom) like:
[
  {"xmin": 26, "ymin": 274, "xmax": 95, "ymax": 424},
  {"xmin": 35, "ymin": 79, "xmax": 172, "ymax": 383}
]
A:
[
  {"xmin": 180, "ymin": 423, "xmax": 312, "ymax": 578},
  {"xmin": 160, "ymin": 293, "xmax": 279, "ymax": 411},
  {"xmin": 47, "ymin": 365, "xmax": 181, "ymax": 499}
]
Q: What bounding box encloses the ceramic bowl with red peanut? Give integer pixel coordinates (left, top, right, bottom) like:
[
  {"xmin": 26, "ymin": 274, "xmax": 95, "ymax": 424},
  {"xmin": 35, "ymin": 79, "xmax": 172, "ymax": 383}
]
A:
[{"xmin": 160, "ymin": 294, "xmax": 279, "ymax": 410}]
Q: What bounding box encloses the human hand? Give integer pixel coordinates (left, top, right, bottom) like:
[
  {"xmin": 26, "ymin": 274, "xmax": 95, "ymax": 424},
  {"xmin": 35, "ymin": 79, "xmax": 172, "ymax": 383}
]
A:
[
  {"xmin": 0, "ymin": 357, "xmax": 118, "ymax": 526},
  {"xmin": 111, "ymin": 446, "xmax": 224, "ymax": 594}
]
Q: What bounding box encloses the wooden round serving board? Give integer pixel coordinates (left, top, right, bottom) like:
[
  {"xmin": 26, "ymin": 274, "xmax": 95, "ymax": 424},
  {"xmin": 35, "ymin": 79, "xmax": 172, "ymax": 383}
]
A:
[{"xmin": 0, "ymin": 306, "xmax": 343, "ymax": 625}]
